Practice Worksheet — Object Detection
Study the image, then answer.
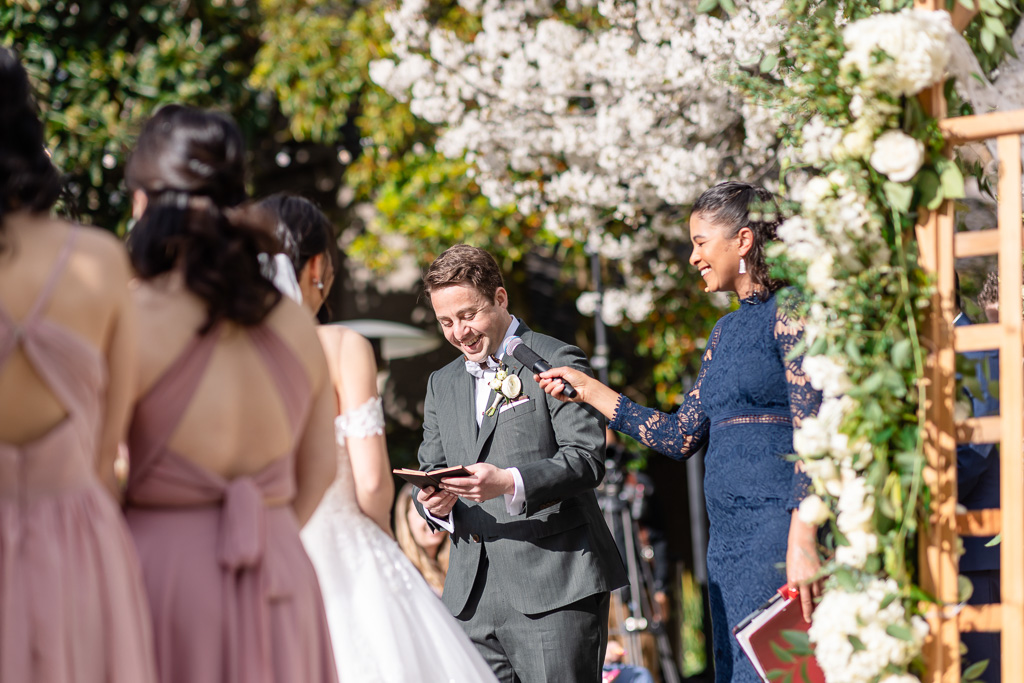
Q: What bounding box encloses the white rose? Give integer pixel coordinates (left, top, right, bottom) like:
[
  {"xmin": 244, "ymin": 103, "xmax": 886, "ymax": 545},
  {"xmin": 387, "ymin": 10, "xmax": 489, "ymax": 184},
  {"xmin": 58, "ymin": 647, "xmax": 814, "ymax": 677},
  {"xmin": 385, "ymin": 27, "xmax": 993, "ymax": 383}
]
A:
[
  {"xmin": 799, "ymin": 494, "xmax": 831, "ymax": 525},
  {"xmin": 869, "ymin": 130, "xmax": 924, "ymax": 183}
]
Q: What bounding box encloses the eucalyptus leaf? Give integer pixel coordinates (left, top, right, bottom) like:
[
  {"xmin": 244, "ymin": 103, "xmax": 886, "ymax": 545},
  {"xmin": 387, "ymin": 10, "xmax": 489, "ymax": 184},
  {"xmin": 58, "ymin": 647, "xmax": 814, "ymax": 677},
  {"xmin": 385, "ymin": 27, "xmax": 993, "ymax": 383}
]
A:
[
  {"xmin": 771, "ymin": 641, "xmax": 795, "ymax": 664},
  {"xmin": 963, "ymin": 660, "xmax": 989, "ymax": 681},
  {"xmin": 884, "ymin": 181, "xmax": 913, "ymax": 213},
  {"xmin": 940, "ymin": 160, "xmax": 966, "ymax": 199},
  {"xmin": 981, "ymin": 28, "xmax": 996, "ymax": 54},
  {"xmin": 891, "ymin": 338, "xmax": 913, "ymax": 370},
  {"xmin": 959, "ymin": 574, "xmax": 975, "ymax": 603},
  {"xmin": 885, "ymin": 624, "xmax": 914, "ymax": 641}
]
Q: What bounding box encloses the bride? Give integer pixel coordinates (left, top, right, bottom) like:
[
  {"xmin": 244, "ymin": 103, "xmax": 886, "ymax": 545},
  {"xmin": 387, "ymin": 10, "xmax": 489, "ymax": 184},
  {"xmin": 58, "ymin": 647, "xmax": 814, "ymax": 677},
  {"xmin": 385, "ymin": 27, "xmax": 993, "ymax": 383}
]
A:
[{"xmin": 259, "ymin": 194, "xmax": 497, "ymax": 683}]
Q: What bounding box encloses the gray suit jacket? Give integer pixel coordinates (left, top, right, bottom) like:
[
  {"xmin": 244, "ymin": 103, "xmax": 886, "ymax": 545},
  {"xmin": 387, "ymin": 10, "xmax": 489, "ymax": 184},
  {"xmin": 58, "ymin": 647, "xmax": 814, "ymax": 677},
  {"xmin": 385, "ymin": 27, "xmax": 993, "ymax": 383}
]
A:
[{"xmin": 417, "ymin": 322, "xmax": 628, "ymax": 616}]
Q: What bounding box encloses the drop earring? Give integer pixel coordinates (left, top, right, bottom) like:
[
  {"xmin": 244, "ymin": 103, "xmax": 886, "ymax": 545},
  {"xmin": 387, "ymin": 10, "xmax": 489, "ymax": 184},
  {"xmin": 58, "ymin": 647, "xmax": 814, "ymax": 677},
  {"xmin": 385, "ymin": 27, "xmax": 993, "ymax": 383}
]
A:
[{"xmin": 739, "ymin": 258, "xmax": 746, "ymax": 275}]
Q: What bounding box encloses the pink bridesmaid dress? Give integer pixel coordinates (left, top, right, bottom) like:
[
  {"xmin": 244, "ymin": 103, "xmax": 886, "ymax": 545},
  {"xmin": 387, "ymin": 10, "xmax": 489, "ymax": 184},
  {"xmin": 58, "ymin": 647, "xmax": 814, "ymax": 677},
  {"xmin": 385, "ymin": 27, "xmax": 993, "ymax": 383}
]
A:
[
  {"xmin": 124, "ymin": 321, "xmax": 337, "ymax": 683},
  {"xmin": 0, "ymin": 228, "xmax": 158, "ymax": 683}
]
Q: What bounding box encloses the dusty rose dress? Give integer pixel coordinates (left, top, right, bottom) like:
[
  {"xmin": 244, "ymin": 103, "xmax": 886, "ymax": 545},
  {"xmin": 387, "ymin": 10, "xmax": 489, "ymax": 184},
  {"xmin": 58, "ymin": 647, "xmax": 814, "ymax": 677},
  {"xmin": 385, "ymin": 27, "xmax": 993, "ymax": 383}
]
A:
[
  {"xmin": 124, "ymin": 322, "xmax": 337, "ymax": 683},
  {"xmin": 0, "ymin": 229, "xmax": 158, "ymax": 682}
]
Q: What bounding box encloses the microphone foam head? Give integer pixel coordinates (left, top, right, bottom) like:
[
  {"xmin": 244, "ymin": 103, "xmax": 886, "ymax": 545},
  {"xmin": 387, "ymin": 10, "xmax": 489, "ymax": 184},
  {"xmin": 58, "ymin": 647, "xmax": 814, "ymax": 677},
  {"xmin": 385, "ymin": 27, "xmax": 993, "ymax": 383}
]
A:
[{"xmin": 501, "ymin": 336, "xmax": 523, "ymax": 358}]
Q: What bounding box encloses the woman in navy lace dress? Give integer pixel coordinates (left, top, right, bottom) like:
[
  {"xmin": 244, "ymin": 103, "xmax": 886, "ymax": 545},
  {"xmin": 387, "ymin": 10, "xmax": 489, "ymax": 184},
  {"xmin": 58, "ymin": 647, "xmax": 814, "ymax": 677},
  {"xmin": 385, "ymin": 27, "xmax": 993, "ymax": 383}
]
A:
[{"xmin": 539, "ymin": 182, "xmax": 823, "ymax": 683}]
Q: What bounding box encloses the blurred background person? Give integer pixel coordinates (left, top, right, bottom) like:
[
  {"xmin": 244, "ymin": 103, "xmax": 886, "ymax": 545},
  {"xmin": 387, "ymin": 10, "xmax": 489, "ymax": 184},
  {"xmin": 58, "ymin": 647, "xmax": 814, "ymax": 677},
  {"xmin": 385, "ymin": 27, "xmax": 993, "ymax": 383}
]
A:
[
  {"xmin": 955, "ymin": 273, "xmax": 1001, "ymax": 683},
  {"xmin": 123, "ymin": 106, "xmax": 338, "ymax": 683},
  {"xmin": 604, "ymin": 639, "xmax": 655, "ymax": 683},
  {"xmin": 262, "ymin": 194, "xmax": 496, "ymax": 683},
  {"xmin": 0, "ymin": 47, "xmax": 157, "ymax": 683},
  {"xmin": 395, "ymin": 482, "xmax": 451, "ymax": 596}
]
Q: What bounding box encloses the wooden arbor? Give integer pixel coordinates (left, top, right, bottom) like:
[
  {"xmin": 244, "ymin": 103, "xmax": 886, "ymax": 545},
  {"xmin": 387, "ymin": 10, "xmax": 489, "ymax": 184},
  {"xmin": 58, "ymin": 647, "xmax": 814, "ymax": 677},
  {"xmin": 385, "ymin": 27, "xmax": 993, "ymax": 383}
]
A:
[{"xmin": 915, "ymin": 3, "xmax": 1024, "ymax": 682}]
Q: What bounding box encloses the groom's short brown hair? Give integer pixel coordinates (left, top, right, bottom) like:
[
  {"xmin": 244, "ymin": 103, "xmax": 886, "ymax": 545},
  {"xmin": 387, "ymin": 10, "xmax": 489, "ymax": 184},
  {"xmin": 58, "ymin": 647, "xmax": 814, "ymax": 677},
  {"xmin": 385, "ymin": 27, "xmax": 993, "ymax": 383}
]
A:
[{"xmin": 423, "ymin": 244, "xmax": 505, "ymax": 302}]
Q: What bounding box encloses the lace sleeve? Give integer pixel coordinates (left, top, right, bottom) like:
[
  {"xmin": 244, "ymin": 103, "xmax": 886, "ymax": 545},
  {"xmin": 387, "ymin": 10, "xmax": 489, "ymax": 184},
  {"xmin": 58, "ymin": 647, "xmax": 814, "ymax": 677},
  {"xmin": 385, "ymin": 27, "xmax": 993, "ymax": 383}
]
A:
[
  {"xmin": 335, "ymin": 396, "xmax": 385, "ymax": 442},
  {"xmin": 608, "ymin": 325, "xmax": 718, "ymax": 460},
  {"xmin": 774, "ymin": 306, "xmax": 822, "ymax": 509}
]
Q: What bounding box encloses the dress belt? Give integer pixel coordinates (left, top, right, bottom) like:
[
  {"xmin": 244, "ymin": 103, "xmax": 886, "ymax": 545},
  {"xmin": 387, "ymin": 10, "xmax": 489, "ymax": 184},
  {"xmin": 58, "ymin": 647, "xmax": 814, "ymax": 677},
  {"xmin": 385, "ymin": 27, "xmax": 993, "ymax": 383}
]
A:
[{"xmin": 711, "ymin": 409, "xmax": 792, "ymax": 429}]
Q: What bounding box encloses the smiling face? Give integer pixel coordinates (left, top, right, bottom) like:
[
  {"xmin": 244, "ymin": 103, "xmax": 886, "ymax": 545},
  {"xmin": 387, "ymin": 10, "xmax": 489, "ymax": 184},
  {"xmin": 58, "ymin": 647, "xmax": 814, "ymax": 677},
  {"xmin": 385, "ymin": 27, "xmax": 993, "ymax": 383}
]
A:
[
  {"xmin": 406, "ymin": 496, "xmax": 444, "ymax": 556},
  {"xmin": 689, "ymin": 211, "xmax": 753, "ymax": 296},
  {"xmin": 429, "ymin": 283, "xmax": 513, "ymax": 362}
]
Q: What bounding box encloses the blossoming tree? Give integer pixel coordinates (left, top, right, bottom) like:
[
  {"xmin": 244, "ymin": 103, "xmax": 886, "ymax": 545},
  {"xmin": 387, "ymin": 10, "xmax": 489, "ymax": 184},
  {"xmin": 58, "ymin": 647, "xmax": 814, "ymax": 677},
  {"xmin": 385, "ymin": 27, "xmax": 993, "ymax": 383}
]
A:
[{"xmin": 372, "ymin": 0, "xmax": 785, "ymax": 329}]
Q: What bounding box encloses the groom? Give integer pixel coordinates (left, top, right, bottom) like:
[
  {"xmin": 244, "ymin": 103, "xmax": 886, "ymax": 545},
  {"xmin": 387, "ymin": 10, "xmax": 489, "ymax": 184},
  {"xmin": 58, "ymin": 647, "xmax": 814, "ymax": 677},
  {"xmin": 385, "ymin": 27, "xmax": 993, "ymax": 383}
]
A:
[{"xmin": 415, "ymin": 244, "xmax": 627, "ymax": 683}]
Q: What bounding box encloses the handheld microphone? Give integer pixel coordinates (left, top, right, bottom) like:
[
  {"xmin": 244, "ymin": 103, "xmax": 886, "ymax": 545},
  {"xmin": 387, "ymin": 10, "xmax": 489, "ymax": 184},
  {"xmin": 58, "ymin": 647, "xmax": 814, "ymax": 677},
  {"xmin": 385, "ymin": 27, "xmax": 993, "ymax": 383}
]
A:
[{"xmin": 502, "ymin": 336, "xmax": 579, "ymax": 399}]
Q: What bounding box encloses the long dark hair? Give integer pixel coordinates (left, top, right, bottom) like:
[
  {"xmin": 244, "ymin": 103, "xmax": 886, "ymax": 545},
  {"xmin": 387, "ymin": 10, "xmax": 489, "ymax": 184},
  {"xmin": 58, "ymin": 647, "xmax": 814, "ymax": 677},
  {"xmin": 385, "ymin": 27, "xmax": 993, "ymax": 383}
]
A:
[
  {"xmin": 258, "ymin": 193, "xmax": 337, "ymax": 275},
  {"xmin": 692, "ymin": 181, "xmax": 784, "ymax": 299},
  {"xmin": 125, "ymin": 105, "xmax": 280, "ymax": 333},
  {"xmin": 0, "ymin": 48, "xmax": 62, "ymax": 246}
]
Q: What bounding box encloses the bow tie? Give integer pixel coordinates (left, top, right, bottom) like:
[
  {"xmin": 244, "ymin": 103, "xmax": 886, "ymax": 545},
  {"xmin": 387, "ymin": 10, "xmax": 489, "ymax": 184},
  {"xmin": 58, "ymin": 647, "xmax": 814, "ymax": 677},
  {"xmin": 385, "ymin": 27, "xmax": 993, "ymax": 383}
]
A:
[{"xmin": 465, "ymin": 355, "xmax": 500, "ymax": 379}]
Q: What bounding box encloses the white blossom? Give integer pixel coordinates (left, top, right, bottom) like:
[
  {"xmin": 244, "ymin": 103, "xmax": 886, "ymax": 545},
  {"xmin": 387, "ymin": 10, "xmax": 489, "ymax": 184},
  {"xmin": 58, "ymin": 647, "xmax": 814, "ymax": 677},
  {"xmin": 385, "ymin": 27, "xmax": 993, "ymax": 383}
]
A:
[{"xmin": 374, "ymin": 0, "xmax": 787, "ymax": 306}]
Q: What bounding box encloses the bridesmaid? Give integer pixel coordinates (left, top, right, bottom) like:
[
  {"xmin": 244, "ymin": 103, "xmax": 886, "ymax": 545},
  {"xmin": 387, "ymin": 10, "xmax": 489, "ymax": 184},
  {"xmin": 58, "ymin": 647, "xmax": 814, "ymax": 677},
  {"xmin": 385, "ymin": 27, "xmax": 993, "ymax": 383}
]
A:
[
  {"xmin": 122, "ymin": 107, "xmax": 338, "ymax": 683},
  {"xmin": 538, "ymin": 182, "xmax": 824, "ymax": 683},
  {"xmin": 0, "ymin": 48, "xmax": 157, "ymax": 682}
]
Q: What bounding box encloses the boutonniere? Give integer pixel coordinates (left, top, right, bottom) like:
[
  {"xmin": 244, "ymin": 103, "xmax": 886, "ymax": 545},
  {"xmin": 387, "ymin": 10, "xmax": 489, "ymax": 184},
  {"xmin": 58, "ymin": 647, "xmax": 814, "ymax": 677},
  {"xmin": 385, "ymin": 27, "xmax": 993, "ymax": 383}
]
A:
[{"xmin": 484, "ymin": 364, "xmax": 523, "ymax": 417}]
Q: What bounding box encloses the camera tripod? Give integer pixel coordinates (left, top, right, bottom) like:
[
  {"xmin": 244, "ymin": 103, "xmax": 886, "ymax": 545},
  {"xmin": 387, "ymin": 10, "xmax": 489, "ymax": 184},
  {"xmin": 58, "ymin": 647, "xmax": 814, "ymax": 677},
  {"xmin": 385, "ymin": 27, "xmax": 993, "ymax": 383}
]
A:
[{"xmin": 600, "ymin": 461, "xmax": 681, "ymax": 683}]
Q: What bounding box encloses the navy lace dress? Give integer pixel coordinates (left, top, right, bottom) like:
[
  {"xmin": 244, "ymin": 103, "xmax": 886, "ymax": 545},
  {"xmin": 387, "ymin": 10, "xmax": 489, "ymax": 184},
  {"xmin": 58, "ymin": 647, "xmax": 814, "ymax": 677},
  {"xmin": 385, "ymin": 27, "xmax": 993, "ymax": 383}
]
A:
[{"xmin": 610, "ymin": 292, "xmax": 821, "ymax": 683}]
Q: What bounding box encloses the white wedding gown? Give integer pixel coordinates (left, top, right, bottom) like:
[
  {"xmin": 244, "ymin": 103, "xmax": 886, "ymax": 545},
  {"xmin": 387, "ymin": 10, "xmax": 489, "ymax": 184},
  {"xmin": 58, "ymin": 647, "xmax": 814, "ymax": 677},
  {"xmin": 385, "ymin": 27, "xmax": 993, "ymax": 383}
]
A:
[{"xmin": 301, "ymin": 397, "xmax": 497, "ymax": 683}]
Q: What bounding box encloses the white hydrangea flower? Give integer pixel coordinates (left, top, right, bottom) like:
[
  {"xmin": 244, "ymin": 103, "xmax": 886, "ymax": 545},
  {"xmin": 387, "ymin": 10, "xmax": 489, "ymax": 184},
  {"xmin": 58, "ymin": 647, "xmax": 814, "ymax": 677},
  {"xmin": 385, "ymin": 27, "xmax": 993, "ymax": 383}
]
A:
[
  {"xmin": 810, "ymin": 578, "xmax": 927, "ymax": 683},
  {"xmin": 802, "ymin": 356, "xmax": 853, "ymax": 398},
  {"xmin": 840, "ymin": 8, "xmax": 954, "ymax": 97},
  {"xmin": 799, "ymin": 116, "xmax": 843, "ymax": 165},
  {"xmin": 798, "ymin": 494, "xmax": 831, "ymax": 525}
]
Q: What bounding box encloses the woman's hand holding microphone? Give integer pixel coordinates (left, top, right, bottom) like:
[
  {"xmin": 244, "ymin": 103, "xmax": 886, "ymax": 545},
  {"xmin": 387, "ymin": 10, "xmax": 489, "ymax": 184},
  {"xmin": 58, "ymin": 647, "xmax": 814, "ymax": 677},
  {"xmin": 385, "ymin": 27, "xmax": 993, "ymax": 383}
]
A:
[{"xmin": 535, "ymin": 367, "xmax": 623, "ymax": 421}]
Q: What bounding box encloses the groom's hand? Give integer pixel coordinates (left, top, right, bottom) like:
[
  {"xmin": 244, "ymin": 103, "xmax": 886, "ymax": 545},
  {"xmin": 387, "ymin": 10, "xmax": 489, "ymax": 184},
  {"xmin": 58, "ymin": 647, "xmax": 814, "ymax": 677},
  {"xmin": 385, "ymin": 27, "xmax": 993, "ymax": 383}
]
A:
[
  {"xmin": 440, "ymin": 463, "xmax": 514, "ymax": 503},
  {"xmin": 417, "ymin": 486, "xmax": 457, "ymax": 518}
]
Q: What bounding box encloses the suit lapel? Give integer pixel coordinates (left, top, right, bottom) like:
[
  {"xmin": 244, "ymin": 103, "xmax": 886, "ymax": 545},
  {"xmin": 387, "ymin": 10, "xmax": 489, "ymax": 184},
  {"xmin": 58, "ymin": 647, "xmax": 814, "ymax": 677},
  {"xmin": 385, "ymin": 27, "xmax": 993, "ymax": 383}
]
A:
[
  {"xmin": 455, "ymin": 370, "xmax": 479, "ymax": 465},
  {"xmin": 474, "ymin": 322, "xmax": 533, "ymax": 461}
]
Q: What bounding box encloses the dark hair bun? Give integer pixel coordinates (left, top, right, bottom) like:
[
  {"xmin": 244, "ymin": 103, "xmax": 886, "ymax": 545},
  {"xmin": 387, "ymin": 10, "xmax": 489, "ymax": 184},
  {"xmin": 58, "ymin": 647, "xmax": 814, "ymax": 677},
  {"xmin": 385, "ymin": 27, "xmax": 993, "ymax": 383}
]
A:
[
  {"xmin": 126, "ymin": 106, "xmax": 281, "ymax": 332},
  {"xmin": 0, "ymin": 47, "xmax": 62, "ymax": 233}
]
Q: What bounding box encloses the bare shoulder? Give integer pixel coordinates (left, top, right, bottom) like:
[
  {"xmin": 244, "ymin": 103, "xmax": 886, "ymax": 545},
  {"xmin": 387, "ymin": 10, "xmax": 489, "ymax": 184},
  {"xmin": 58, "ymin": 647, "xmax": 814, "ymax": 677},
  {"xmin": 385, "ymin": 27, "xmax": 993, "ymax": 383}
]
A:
[
  {"xmin": 317, "ymin": 324, "xmax": 373, "ymax": 358},
  {"xmin": 69, "ymin": 224, "xmax": 131, "ymax": 290}
]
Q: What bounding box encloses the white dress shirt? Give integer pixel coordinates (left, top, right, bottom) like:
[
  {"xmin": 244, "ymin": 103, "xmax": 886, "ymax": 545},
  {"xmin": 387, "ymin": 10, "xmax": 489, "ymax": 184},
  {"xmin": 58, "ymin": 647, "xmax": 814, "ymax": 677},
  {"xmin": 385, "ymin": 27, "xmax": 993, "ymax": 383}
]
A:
[{"xmin": 426, "ymin": 317, "xmax": 527, "ymax": 533}]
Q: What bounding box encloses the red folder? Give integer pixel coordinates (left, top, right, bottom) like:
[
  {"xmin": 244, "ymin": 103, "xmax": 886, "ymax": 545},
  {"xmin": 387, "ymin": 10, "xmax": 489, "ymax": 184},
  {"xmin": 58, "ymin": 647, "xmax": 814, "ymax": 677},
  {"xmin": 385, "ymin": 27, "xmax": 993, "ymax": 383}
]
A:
[{"xmin": 732, "ymin": 586, "xmax": 825, "ymax": 683}]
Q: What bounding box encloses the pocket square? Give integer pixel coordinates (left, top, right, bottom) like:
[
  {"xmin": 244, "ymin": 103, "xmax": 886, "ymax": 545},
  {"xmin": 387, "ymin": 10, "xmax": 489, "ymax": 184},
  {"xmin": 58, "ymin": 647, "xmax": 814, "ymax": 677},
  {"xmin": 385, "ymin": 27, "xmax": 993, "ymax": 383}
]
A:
[{"xmin": 499, "ymin": 397, "xmax": 530, "ymax": 413}]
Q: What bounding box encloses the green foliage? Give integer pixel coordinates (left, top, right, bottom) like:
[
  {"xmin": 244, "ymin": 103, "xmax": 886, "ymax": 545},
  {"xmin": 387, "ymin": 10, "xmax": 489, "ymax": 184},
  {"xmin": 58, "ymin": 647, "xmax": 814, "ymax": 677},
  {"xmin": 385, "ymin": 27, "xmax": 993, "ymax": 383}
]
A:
[
  {"xmin": 2, "ymin": 0, "xmax": 268, "ymax": 231},
  {"xmin": 957, "ymin": 0, "xmax": 1022, "ymax": 75},
  {"xmin": 251, "ymin": 0, "xmax": 722, "ymax": 410}
]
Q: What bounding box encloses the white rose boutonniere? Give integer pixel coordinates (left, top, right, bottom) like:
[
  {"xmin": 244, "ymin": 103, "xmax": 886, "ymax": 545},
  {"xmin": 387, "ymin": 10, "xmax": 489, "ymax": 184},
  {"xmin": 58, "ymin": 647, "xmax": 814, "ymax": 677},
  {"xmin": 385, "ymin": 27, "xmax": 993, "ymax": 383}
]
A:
[
  {"xmin": 869, "ymin": 130, "xmax": 924, "ymax": 183},
  {"xmin": 484, "ymin": 363, "xmax": 524, "ymax": 417}
]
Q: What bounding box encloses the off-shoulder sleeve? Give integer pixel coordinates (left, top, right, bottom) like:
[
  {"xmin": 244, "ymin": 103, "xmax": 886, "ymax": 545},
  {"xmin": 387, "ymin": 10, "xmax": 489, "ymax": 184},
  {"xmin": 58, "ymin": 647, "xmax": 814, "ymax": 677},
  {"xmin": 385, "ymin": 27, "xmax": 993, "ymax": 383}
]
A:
[
  {"xmin": 608, "ymin": 325, "xmax": 719, "ymax": 460},
  {"xmin": 774, "ymin": 305, "xmax": 823, "ymax": 509}
]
